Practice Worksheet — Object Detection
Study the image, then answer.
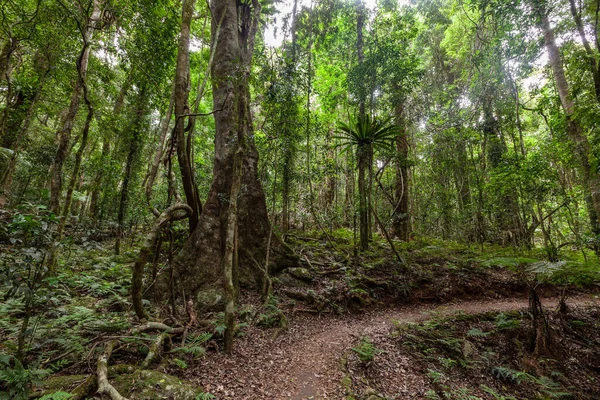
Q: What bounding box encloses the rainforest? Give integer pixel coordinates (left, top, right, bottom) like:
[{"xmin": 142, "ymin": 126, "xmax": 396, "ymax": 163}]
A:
[{"xmin": 1, "ymin": 0, "xmax": 600, "ymax": 399}]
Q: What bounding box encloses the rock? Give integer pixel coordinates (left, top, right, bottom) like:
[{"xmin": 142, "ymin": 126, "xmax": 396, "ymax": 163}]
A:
[
  {"xmin": 288, "ymin": 267, "xmax": 313, "ymax": 282},
  {"xmin": 462, "ymin": 339, "xmax": 477, "ymax": 358},
  {"xmin": 195, "ymin": 287, "xmax": 224, "ymax": 313},
  {"xmin": 277, "ymin": 271, "xmax": 311, "ymax": 287},
  {"xmin": 43, "ymin": 370, "xmax": 204, "ymax": 400},
  {"xmin": 112, "ymin": 369, "xmax": 203, "ymax": 399}
]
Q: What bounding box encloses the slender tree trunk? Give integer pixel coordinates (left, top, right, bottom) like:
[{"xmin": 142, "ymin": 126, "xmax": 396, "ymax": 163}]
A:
[
  {"xmin": 534, "ymin": 1, "xmax": 600, "ymax": 236},
  {"xmin": 356, "ymin": 0, "xmax": 365, "ymax": 118},
  {"xmin": 173, "ymin": 0, "xmax": 202, "ymax": 232},
  {"xmin": 90, "ymin": 71, "xmax": 132, "ymax": 220},
  {"xmin": 49, "ymin": 0, "xmax": 102, "ymax": 214},
  {"xmin": 393, "ymin": 103, "xmax": 411, "ymax": 241},
  {"xmin": 568, "ymin": 0, "xmax": 600, "ymax": 102},
  {"xmin": 174, "ymin": 0, "xmax": 296, "ymax": 302},
  {"xmin": 115, "ymin": 88, "xmax": 148, "ymax": 255},
  {"xmin": 344, "ymin": 152, "xmax": 355, "ymax": 225},
  {"xmin": 61, "ymin": 47, "xmax": 95, "ymax": 233},
  {"xmin": 358, "ymin": 147, "xmax": 369, "ymax": 250}
]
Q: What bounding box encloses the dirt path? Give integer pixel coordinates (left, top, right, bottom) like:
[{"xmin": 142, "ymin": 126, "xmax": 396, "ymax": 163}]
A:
[{"xmin": 190, "ymin": 295, "xmax": 599, "ymax": 399}]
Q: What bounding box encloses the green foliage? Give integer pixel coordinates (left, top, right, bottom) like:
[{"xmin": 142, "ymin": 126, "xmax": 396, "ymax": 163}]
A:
[
  {"xmin": 426, "ymin": 369, "xmax": 446, "ymax": 383},
  {"xmin": 0, "ymin": 355, "xmax": 49, "ymax": 400},
  {"xmin": 480, "ymin": 257, "xmax": 539, "ymax": 270},
  {"xmin": 467, "ymin": 328, "xmax": 489, "ymax": 338},
  {"xmin": 171, "ymin": 358, "xmax": 188, "ymax": 369},
  {"xmin": 491, "ymin": 366, "xmax": 533, "ymax": 385},
  {"xmin": 171, "ymin": 331, "xmax": 213, "ymax": 359},
  {"xmin": 194, "ymin": 392, "xmax": 216, "ymax": 400},
  {"xmin": 351, "ymin": 336, "xmax": 382, "ymax": 363},
  {"xmin": 256, "ymin": 296, "xmax": 287, "ymax": 328},
  {"xmin": 528, "ymin": 261, "xmax": 600, "ymax": 286},
  {"xmin": 494, "ymin": 313, "xmax": 520, "ymax": 331},
  {"xmin": 480, "ymin": 385, "xmax": 516, "ymax": 400}
]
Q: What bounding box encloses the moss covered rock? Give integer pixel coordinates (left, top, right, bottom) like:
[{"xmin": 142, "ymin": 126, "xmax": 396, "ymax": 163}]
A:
[
  {"xmin": 287, "ymin": 267, "xmax": 313, "ymax": 282},
  {"xmin": 195, "ymin": 287, "xmax": 224, "ymax": 313},
  {"xmin": 112, "ymin": 369, "xmax": 202, "ymax": 399}
]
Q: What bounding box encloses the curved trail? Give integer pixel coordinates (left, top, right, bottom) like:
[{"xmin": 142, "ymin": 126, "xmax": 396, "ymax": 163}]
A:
[{"xmin": 190, "ymin": 295, "xmax": 599, "ymax": 399}]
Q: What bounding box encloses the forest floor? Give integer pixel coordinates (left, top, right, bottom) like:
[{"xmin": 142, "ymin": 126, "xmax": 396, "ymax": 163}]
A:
[
  {"xmin": 191, "ymin": 295, "xmax": 600, "ymax": 400},
  {"xmin": 2, "ymin": 223, "xmax": 600, "ymax": 399}
]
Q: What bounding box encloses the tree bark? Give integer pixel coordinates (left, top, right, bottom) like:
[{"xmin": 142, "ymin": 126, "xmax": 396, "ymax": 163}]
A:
[
  {"xmin": 173, "ymin": 0, "xmax": 202, "ymax": 232},
  {"xmin": 357, "ymin": 146, "xmax": 369, "ymax": 250},
  {"xmin": 61, "ymin": 47, "xmax": 95, "ymax": 234},
  {"xmin": 534, "ymin": 0, "xmax": 600, "ymax": 236},
  {"xmin": 393, "ymin": 103, "xmax": 411, "ymax": 241},
  {"xmin": 174, "ymin": 0, "xmax": 297, "ymax": 301},
  {"xmin": 0, "ymin": 38, "xmax": 17, "ymax": 89},
  {"xmin": 356, "ymin": 0, "xmax": 365, "ymax": 118}
]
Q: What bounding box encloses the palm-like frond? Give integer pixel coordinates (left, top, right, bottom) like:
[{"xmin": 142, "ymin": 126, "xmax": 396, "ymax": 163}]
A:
[{"xmin": 334, "ymin": 114, "xmax": 399, "ymax": 152}]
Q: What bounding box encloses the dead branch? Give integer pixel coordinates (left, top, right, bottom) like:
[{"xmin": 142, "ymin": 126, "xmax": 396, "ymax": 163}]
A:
[{"xmin": 369, "ymin": 202, "xmax": 407, "ymax": 267}]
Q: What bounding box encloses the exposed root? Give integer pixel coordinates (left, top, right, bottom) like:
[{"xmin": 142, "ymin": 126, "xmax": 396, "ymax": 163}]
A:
[
  {"xmin": 132, "ymin": 321, "xmax": 184, "ymax": 335},
  {"xmin": 97, "ymin": 340, "xmax": 128, "ymax": 400},
  {"xmin": 141, "ymin": 332, "xmax": 170, "ymax": 369}
]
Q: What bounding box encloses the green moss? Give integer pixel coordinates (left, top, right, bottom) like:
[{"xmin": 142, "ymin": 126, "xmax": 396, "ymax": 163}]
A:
[
  {"xmin": 44, "ymin": 374, "xmax": 89, "ymax": 392},
  {"xmin": 112, "ymin": 369, "xmax": 202, "ymax": 399}
]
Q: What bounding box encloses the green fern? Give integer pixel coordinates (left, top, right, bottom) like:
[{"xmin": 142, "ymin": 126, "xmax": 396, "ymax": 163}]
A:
[
  {"xmin": 491, "ymin": 366, "xmax": 533, "ymax": 384},
  {"xmin": 0, "ymin": 355, "xmax": 50, "ymax": 400},
  {"xmin": 171, "ymin": 345, "xmax": 206, "ymax": 358},
  {"xmin": 494, "ymin": 314, "xmax": 520, "ymax": 330},
  {"xmin": 467, "ymin": 328, "xmax": 489, "ymax": 337},
  {"xmin": 480, "ymin": 385, "xmax": 517, "ymax": 400},
  {"xmin": 351, "ymin": 337, "xmax": 382, "ymax": 363}
]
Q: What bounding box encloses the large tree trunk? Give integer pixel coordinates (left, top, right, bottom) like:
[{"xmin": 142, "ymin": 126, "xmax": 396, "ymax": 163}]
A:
[
  {"xmin": 174, "ymin": 0, "xmax": 296, "ymax": 303},
  {"xmin": 48, "ymin": 0, "xmax": 102, "ymax": 214},
  {"xmin": 534, "ymin": 1, "xmax": 600, "ymax": 236}
]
